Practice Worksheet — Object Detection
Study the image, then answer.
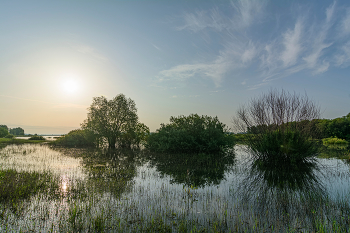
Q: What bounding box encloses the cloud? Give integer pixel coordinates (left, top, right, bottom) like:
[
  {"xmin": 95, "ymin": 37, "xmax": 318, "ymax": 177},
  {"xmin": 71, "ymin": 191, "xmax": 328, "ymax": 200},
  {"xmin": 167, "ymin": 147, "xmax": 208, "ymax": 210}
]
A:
[
  {"xmin": 335, "ymin": 41, "xmax": 350, "ymax": 67},
  {"xmin": 177, "ymin": 0, "xmax": 266, "ymax": 32},
  {"xmin": 230, "ymin": 0, "xmax": 267, "ymax": 28},
  {"xmin": 281, "ymin": 20, "xmax": 303, "ymax": 67},
  {"xmin": 165, "ymin": 1, "xmax": 349, "ymax": 90},
  {"xmin": 303, "ymin": 3, "xmax": 335, "ymax": 69},
  {"xmin": 158, "ymin": 59, "xmax": 231, "ymax": 87},
  {"xmin": 313, "ymin": 60, "xmax": 330, "ymax": 74},
  {"xmin": 341, "ymin": 8, "xmax": 350, "ymax": 36},
  {"xmin": 177, "ymin": 8, "xmax": 227, "ymax": 32},
  {"xmin": 241, "ymin": 41, "xmax": 257, "ymax": 63},
  {"xmin": 71, "ymin": 44, "xmax": 109, "ymax": 62}
]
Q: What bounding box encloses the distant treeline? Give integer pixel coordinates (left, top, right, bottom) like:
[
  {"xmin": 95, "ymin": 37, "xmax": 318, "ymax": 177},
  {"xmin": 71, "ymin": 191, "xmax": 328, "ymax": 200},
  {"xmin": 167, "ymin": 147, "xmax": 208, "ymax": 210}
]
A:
[
  {"xmin": 0, "ymin": 125, "xmax": 24, "ymax": 138},
  {"xmin": 247, "ymin": 112, "xmax": 350, "ymax": 141}
]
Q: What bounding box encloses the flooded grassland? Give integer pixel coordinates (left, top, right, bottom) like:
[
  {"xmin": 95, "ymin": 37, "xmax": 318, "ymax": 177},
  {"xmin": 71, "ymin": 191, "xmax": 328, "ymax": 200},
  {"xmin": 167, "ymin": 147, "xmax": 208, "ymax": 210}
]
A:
[{"xmin": 0, "ymin": 144, "xmax": 350, "ymax": 232}]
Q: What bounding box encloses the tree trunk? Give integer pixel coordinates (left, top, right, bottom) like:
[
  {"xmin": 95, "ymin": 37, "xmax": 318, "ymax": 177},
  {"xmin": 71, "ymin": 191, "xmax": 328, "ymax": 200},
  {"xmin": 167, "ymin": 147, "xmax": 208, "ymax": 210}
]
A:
[{"xmin": 108, "ymin": 137, "xmax": 116, "ymax": 148}]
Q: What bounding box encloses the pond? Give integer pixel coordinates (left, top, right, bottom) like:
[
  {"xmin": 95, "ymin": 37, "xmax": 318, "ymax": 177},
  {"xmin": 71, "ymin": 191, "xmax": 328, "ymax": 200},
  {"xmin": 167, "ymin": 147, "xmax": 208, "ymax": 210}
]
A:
[{"xmin": 0, "ymin": 144, "xmax": 349, "ymax": 232}]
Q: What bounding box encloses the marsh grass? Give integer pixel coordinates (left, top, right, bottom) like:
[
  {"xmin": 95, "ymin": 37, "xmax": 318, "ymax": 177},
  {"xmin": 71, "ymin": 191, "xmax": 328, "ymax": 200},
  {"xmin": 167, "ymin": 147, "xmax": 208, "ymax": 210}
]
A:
[
  {"xmin": 0, "ymin": 144, "xmax": 349, "ymax": 232},
  {"xmin": 0, "ymin": 169, "xmax": 56, "ymax": 201}
]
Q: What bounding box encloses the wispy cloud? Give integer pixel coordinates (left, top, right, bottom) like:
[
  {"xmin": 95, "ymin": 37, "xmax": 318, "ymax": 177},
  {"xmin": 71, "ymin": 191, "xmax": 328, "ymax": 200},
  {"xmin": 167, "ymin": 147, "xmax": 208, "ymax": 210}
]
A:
[
  {"xmin": 71, "ymin": 44, "xmax": 109, "ymax": 62},
  {"xmin": 230, "ymin": 0, "xmax": 267, "ymax": 28},
  {"xmin": 335, "ymin": 41, "xmax": 350, "ymax": 67},
  {"xmin": 341, "ymin": 8, "xmax": 350, "ymax": 36},
  {"xmin": 281, "ymin": 19, "xmax": 303, "ymax": 67},
  {"xmin": 303, "ymin": 2, "xmax": 335, "ymax": 71},
  {"xmin": 177, "ymin": 8, "xmax": 228, "ymax": 32},
  {"xmin": 161, "ymin": 1, "xmax": 348, "ymax": 90}
]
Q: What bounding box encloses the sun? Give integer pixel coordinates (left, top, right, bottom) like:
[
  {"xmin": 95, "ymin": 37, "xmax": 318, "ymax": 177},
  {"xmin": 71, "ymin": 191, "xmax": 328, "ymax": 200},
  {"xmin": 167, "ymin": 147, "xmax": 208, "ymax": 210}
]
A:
[{"xmin": 60, "ymin": 74, "xmax": 80, "ymax": 94}]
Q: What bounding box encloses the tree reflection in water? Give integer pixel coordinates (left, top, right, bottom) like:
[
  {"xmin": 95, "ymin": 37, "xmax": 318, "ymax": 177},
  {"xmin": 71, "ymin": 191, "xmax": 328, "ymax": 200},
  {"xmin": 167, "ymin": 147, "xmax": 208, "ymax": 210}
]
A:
[
  {"xmin": 236, "ymin": 151, "xmax": 328, "ymax": 229},
  {"xmin": 55, "ymin": 147, "xmax": 140, "ymax": 198},
  {"xmin": 146, "ymin": 150, "xmax": 235, "ymax": 188}
]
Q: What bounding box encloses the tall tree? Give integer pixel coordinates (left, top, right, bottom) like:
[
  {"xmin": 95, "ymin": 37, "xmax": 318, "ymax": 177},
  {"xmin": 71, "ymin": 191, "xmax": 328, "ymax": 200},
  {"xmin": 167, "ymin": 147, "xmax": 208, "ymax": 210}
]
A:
[{"xmin": 81, "ymin": 94, "xmax": 142, "ymax": 148}]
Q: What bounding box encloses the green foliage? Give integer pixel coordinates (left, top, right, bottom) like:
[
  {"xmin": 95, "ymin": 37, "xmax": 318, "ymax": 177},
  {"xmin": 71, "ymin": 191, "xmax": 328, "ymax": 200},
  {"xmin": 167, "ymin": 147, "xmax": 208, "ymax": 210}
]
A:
[
  {"xmin": 53, "ymin": 129, "xmax": 98, "ymax": 147},
  {"xmin": 0, "ymin": 169, "xmax": 58, "ymax": 201},
  {"xmin": 0, "ymin": 125, "xmax": 8, "ymax": 132},
  {"xmin": 316, "ymin": 114, "xmax": 350, "ymax": 141},
  {"xmin": 4, "ymin": 134, "xmax": 15, "ymax": 139},
  {"xmin": 82, "ymin": 94, "xmax": 148, "ymax": 148},
  {"xmin": 250, "ymin": 130, "xmax": 319, "ymax": 162},
  {"xmin": 9, "ymin": 127, "xmax": 24, "ymax": 135},
  {"xmin": 28, "ymin": 134, "xmax": 45, "ymax": 140},
  {"xmin": 322, "ymin": 136, "xmax": 348, "ymax": 145},
  {"xmin": 0, "ymin": 127, "xmax": 9, "ymax": 138},
  {"xmin": 119, "ymin": 122, "xmax": 150, "ymax": 148},
  {"xmin": 146, "ymin": 114, "xmax": 234, "ymax": 153}
]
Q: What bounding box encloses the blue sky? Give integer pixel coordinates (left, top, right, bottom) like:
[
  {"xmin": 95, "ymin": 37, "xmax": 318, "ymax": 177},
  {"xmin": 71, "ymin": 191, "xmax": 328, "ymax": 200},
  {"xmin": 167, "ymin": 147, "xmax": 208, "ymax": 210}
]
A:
[{"xmin": 0, "ymin": 0, "xmax": 349, "ymax": 134}]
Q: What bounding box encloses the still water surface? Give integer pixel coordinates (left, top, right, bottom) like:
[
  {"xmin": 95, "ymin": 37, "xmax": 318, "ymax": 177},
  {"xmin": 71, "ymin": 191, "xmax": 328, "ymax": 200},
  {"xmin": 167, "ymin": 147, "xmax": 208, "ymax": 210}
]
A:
[{"xmin": 0, "ymin": 143, "xmax": 349, "ymax": 232}]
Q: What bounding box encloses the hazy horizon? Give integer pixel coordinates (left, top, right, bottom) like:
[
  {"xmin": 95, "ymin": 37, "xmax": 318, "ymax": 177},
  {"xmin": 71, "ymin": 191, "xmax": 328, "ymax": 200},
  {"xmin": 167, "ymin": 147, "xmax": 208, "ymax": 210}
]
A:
[{"xmin": 1, "ymin": 0, "xmax": 350, "ymax": 134}]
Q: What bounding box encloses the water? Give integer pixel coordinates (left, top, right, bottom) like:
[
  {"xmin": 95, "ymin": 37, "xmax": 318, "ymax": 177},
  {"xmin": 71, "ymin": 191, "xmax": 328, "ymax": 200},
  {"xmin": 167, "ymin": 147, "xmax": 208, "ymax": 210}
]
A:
[{"xmin": 0, "ymin": 144, "xmax": 349, "ymax": 232}]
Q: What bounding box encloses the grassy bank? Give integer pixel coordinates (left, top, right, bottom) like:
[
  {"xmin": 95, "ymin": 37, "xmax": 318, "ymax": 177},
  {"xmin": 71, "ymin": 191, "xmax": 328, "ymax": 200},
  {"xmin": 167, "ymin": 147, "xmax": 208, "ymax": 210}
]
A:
[{"xmin": 0, "ymin": 138, "xmax": 46, "ymax": 145}]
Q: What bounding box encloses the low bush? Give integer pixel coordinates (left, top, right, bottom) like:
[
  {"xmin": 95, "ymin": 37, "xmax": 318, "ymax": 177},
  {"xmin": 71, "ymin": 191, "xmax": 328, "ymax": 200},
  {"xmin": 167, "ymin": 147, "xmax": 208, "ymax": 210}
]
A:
[
  {"xmin": 53, "ymin": 129, "xmax": 97, "ymax": 147},
  {"xmin": 146, "ymin": 114, "xmax": 234, "ymax": 153},
  {"xmin": 4, "ymin": 134, "xmax": 15, "ymax": 139},
  {"xmin": 250, "ymin": 130, "xmax": 318, "ymax": 163},
  {"xmin": 322, "ymin": 136, "xmax": 348, "ymax": 145},
  {"xmin": 29, "ymin": 134, "xmax": 45, "ymax": 140}
]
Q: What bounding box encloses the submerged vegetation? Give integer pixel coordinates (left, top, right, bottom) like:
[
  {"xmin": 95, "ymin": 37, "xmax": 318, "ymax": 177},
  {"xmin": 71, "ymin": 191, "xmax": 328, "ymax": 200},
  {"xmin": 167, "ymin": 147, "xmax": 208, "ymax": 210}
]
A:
[{"xmin": 0, "ymin": 169, "xmax": 58, "ymax": 202}]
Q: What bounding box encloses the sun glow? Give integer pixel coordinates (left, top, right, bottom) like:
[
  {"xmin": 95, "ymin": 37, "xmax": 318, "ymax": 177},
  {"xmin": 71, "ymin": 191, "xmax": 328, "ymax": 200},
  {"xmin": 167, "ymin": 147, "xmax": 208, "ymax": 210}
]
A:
[{"xmin": 60, "ymin": 74, "xmax": 80, "ymax": 94}]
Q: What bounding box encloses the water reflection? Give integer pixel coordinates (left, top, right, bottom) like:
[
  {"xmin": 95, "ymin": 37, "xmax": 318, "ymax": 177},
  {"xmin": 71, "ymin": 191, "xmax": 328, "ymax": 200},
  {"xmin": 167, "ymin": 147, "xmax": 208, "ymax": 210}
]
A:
[
  {"xmin": 146, "ymin": 150, "xmax": 235, "ymax": 187},
  {"xmin": 236, "ymin": 151, "xmax": 328, "ymax": 228}
]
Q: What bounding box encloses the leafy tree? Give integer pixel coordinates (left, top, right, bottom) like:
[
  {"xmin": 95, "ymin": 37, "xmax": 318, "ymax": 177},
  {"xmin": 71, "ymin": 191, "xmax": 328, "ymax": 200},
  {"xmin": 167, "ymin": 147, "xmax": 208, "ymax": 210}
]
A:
[
  {"xmin": 9, "ymin": 127, "xmax": 24, "ymax": 136},
  {"xmin": 119, "ymin": 122, "xmax": 150, "ymax": 148},
  {"xmin": 82, "ymin": 94, "xmax": 147, "ymax": 148},
  {"xmin": 146, "ymin": 114, "xmax": 234, "ymax": 153},
  {"xmin": 0, "ymin": 128, "xmax": 8, "ymax": 138},
  {"xmin": 0, "ymin": 125, "xmax": 8, "ymax": 132}
]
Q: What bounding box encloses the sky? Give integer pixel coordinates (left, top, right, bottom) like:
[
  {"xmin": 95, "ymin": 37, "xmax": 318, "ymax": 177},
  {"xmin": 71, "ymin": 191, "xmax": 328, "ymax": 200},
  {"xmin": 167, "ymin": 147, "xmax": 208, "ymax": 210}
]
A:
[{"xmin": 1, "ymin": 0, "xmax": 350, "ymax": 134}]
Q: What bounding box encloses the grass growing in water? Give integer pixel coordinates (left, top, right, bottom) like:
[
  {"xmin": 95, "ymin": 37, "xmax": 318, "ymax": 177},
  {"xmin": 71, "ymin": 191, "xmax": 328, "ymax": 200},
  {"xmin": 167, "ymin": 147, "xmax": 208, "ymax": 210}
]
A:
[{"xmin": 0, "ymin": 169, "xmax": 59, "ymax": 202}]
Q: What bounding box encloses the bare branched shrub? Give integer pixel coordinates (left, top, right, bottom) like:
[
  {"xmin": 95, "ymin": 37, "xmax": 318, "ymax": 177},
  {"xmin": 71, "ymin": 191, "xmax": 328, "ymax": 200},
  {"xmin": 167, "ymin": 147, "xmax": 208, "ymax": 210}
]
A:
[
  {"xmin": 233, "ymin": 89, "xmax": 321, "ymax": 159},
  {"xmin": 233, "ymin": 89, "xmax": 320, "ymax": 134}
]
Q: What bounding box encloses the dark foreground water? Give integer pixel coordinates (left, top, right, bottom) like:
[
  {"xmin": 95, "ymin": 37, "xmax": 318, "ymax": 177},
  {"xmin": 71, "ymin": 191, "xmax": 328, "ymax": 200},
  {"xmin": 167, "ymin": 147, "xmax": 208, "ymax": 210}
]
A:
[{"xmin": 0, "ymin": 144, "xmax": 349, "ymax": 232}]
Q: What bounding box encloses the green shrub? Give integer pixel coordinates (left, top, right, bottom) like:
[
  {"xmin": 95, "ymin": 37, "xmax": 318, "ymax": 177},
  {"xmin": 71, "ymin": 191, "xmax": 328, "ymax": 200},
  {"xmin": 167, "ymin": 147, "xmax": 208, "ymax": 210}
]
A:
[
  {"xmin": 29, "ymin": 134, "xmax": 45, "ymax": 140},
  {"xmin": 322, "ymin": 136, "xmax": 348, "ymax": 145},
  {"xmin": 53, "ymin": 129, "xmax": 97, "ymax": 147},
  {"xmin": 250, "ymin": 130, "xmax": 319, "ymax": 163},
  {"xmin": 146, "ymin": 114, "xmax": 234, "ymax": 153},
  {"xmin": 4, "ymin": 134, "xmax": 15, "ymax": 139},
  {"xmin": 0, "ymin": 128, "xmax": 8, "ymax": 138}
]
